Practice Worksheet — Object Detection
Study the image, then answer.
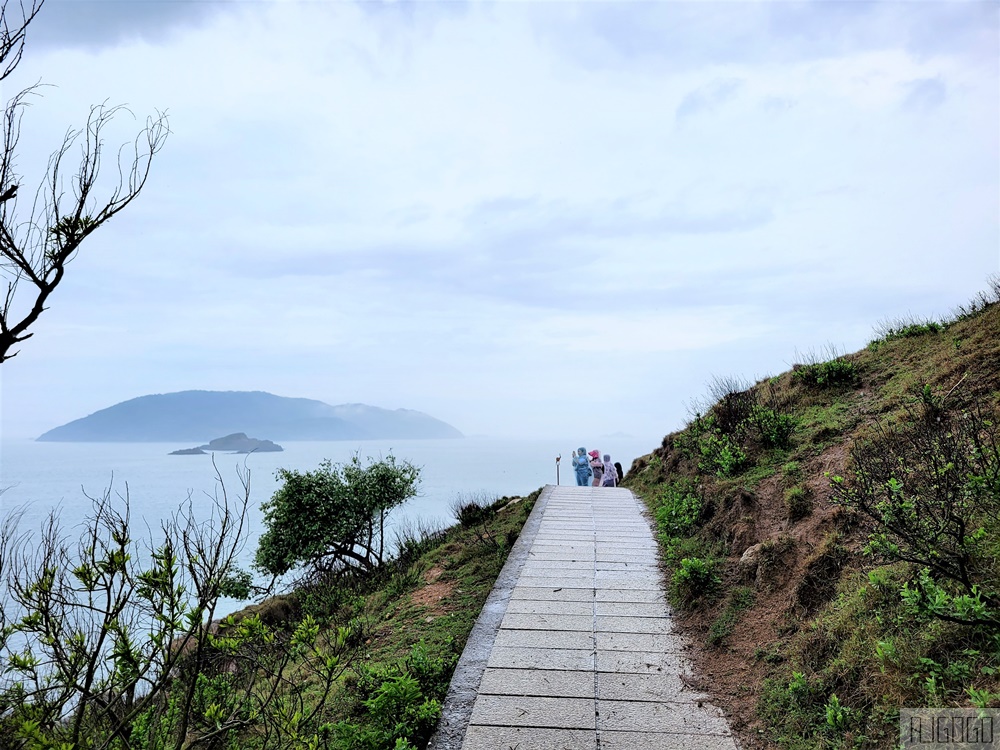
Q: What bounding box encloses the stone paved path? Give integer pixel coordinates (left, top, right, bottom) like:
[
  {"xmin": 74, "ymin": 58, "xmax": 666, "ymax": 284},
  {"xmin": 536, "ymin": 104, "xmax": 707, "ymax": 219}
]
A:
[{"xmin": 429, "ymin": 484, "xmax": 739, "ymax": 750}]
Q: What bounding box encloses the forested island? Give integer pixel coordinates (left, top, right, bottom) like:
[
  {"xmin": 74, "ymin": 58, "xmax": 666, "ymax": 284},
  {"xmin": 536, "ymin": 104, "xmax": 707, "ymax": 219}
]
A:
[{"xmin": 36, "ymin": 390, "xmax": 463, "ymax": 442}]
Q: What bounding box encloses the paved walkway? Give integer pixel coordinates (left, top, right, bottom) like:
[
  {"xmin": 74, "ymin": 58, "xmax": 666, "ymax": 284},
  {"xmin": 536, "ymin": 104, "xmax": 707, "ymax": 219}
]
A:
[{"xmin": 429, "ymin": 484, "xmax": 738, "ymax": 750}]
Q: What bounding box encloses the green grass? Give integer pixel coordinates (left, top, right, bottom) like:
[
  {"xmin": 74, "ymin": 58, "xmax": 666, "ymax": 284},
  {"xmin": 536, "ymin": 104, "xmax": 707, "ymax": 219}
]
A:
[{"xmin": 707, "ymin": 586, "xmax": 755, "ymax": 647}]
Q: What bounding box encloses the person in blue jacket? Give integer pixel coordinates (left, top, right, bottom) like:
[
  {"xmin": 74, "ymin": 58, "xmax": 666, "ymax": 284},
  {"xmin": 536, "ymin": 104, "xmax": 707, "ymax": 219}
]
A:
[{"xmin": 572, "ymin": 447, "xmax": 592, "ymax": 486}]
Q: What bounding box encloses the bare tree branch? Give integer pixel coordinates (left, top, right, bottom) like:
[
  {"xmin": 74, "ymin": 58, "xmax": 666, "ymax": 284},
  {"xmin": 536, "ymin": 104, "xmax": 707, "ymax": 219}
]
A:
[
  {"xmin": 0, "ymin": 0, "xmax": 43, "ymax": 82},
  {"xmin": 0, "ymin": 0, "xmax": 169, "ymax": 364},
  {"xmin": 0, "ymin": 96, "xmax": 170, "ymax": 362}
]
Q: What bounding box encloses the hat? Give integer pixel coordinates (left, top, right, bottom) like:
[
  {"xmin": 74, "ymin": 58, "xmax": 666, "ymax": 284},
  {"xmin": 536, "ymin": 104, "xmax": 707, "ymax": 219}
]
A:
[{"xmin": 588, "ymin": 450, "xmax": 599, "ymax": 458}]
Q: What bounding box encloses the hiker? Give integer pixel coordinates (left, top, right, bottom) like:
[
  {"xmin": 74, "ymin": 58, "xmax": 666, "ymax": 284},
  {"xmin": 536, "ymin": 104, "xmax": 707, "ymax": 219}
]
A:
[
  {"xmin": 589, "ymin": 450, "xmax": 603, "ymax": 486},
  {"xmin": 572, "ymin": 447, "xmax": 592, "ymax": 486},
  {"xmin": 614, "ymin": 461, "xmax": 624, "ymax": 485},
  {"xmin": 601, "ymin": 454, "xmax": 617, "ymax": 487}
]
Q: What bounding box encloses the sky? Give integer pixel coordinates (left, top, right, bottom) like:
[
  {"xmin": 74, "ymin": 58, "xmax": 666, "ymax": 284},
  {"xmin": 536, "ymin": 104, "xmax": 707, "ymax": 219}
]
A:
[{"xmin": 0, "ymin": 0, "xmax": 996, "ymax": 442}]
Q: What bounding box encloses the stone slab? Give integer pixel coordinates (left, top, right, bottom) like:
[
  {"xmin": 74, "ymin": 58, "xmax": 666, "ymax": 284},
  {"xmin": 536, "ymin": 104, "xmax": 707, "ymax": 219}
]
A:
[
  {"xmin": 510, "ymin": 586, "xmax": 595, "ymax": 602},
  {"xmin": 469, "ymin": 695, "xmax": 596, "ymax": 729},
  {"xmin": 594, "ymin": 553, "xmax": 661, "ymax": 564},
  {"xmin": 500, "ymin": 613, "xmax": 595, "ymax": 631},
  {"xmin": 593, "ymin": 572, "xmax": 663, "ymax": 589},
  {"xmin": 597, "ymin": 700, "xmax": 732, "ymax": 735},
  {"xmin": 504, "ymin": 599, "xmax": 594, "ymax": 616},
  {"xmin": 516, "ymin": 575, "xmax": 597, "ymax": 589},
  {"xmin": 597, "ymin": 672, "xmax": 708, "ymax": 703},
  {"xmin": 487, "ymin": 646, "xmax": 595, "ymax": 672},
  {"xmin": 599, "ymin": 731, "xmax": 738, "ymax": 750},
  {"xmin": 594, "ymin": 589, "xmax": 665, "ymax": 604},
  {"xmin": 594, "ymin": 631, "xmax": 679, "ymax": 653},
  {"xmin": 494, "ymin": 628, "xmax": 593, "ymax": 651},
  {"xmin": 593, "ymin": 601, "xmax": 671, "ymax": 618},
  {"xmin": 462, "ymin": 726, "xmax": 597, "ymax": 750},
  {"xmin": 594, "ymin": 561, "xmax": 661, "ymax": 572},
  {"xmin": 595, "ymin": 615, "xmax": 675, "ymax": 634},
  {"xmin": 520, "ymin": 561, "xmax": 597, "ymax": 572},
  {"xmin": 594, "ymin": 650, "xmax": 688, "ymax": 675},
  {"xmin": 477, "ymin": 668, "xmax": 594, "ymax": 698}
]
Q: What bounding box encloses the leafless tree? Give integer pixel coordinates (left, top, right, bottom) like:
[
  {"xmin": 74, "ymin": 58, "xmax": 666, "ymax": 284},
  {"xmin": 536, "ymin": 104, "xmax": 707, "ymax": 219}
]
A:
[
  {"xmin": 0, "ymin": 0, "xmax": 42, "ymax": 82},
  {"xmin": 0, "ymin": 0, "xmax": 169, "ymax": 363}
]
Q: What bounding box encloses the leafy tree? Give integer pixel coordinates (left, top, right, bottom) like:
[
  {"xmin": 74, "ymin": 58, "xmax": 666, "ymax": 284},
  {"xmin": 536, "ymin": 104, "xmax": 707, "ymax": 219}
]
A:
[
  {"xmin": 255, "ymin": 454, "xmax": 421, "ymax": 578},
  {"xmin": 0, "ymin": 0, "xmax": 169, "ymax": 363}
]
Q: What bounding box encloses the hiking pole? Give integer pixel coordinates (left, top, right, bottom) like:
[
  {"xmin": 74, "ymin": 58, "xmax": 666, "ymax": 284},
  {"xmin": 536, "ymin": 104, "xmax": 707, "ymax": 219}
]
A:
[{"xmin": 555, "ymin": 454, "xmax": 561, "ymax": 485}]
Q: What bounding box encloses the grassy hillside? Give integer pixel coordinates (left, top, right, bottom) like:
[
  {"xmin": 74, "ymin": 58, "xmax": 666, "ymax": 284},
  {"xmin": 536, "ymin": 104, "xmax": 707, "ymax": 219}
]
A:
[{"xmin": 623, "ymin": 280, "xmax": 1000, "ymax": 749}]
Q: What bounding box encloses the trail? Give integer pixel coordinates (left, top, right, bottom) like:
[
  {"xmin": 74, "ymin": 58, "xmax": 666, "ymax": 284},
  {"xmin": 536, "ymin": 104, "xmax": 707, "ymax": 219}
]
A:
[{"xmin": 430, "ymin": 484, "xmax": 738, "ymax": 749}]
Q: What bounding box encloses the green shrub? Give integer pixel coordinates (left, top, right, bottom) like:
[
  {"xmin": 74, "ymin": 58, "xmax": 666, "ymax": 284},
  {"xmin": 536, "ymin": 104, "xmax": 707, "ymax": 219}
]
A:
[
  {"xmin": 793, "ymin": 358, "xmax": 858, "ymax": 388},
  {"xmin": 405, "ymin": 639, "xmax": 456, "ymax": 701},
  {"xmin": 698, "ymin": 431, "xmax": 748, "ymax": 477},
  {"xmin": 672, "ymin": 557, "xmax": 720, "ymax": 604},
  {"xmin": 831, "ymin": 402, "xmax": 1000, "ymax": 630},
  {"xmin": 747, "ymin": 405, "xmax": 795, "ymax": 449},
  {"xmin": 872, "ymin": 316, "xmax": 944, "ymax": 344},
  {"xmin": 654, "ymin": 480, "xmax": 703, "ymax": 538}
]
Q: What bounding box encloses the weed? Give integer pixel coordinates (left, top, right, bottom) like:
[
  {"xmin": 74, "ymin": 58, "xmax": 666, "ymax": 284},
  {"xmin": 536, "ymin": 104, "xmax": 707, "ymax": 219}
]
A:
[
  {"xmin": 698, "ymin": 431, "xmax": 748, "ymax": 477},
  {"xmin": 707, "ymin": 586, "xmax": 755, "ymax": 647},
  {"xmin": 793, "ymin": 357, "xmax": 858, "ymax": 389},
  {"xmin": 672, "ymin": 557, "xmax": 721, "ymax": 605},
  {"xmin": 450, "ymin": 492, "xmax": 499, "ymax": 528},
  {"xmin": 653, "ymin": 479, "xmax": 703, "ymax": 537},
  {"xmin": 872, "ymin": 314, "xmax": 944, "ymax": 344},
  {"xmin": 785, "ymin": 485, "xmax": 813, "ymax": 522}
]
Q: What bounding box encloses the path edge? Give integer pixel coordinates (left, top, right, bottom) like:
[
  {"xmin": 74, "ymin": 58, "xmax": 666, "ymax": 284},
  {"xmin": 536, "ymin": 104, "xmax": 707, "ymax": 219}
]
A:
[{"xmin": 426, "ymin": 483, "xmax": 554, "ymax": 749}]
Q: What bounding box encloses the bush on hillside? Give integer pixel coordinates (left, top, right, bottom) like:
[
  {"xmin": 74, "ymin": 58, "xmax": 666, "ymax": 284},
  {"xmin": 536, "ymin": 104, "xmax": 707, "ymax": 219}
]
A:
[
  {"xmin": 831, "ymin": 400, "xmax": 1000, "ymax": 630},
  {"xmin": 255, "ymin": 454, "xmax": 420, "ymax": 578},
  {"xmin": 792, "ymin": 357, "xmax": 858, "ymax": 388}
]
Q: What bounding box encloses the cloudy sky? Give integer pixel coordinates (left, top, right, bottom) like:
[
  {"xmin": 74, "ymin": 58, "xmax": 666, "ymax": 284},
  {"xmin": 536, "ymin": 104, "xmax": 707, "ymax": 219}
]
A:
[{"xmin": 0, "ymin": 0, "xmax": 996, "ymax": 441}]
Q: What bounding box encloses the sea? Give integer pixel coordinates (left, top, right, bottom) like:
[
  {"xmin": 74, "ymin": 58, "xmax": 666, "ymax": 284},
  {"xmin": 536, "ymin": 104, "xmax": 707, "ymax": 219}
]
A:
[{"xmin": 0, "ymin": 436, "xmax": 660, "ymax": 606}]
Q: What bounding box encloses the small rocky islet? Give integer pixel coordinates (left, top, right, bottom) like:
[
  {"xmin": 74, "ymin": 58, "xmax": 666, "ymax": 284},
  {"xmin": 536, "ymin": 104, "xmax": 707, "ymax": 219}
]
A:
[{"xmin": 169, "ymin": 432, "xmax": 283, "ymax": 455}]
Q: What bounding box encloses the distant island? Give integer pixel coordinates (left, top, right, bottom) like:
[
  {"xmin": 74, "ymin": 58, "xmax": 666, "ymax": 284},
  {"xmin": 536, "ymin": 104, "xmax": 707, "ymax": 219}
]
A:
[
  {"xmin": 37, "ymin": 391, "xmax": 463, "ymax": 442},
  {"xmin": 170, "ymin": 433, "xmax": 284, "ymax": 455}
]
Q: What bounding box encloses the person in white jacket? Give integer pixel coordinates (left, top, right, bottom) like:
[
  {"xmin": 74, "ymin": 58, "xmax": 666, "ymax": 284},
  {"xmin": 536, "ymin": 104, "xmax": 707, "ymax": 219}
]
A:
[{"xmin": 601, "ymin": 454, "xmax": 617, "ymax": 487}]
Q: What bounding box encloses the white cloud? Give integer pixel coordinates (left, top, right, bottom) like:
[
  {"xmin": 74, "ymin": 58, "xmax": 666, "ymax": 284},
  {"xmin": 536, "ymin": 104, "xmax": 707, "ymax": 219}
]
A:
[{"xmin": 0, "ymin": 1, "xmax": 996, "ymax": 442}]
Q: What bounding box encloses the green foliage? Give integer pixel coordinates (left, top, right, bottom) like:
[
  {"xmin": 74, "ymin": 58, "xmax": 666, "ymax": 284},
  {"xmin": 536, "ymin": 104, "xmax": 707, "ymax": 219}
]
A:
[
  {"xmin": 450, "ymin": 492, "xmax": 504, "ymax": 529},
  {"xmin": 654, "ymin": 479, "xmax": 702, "ymax": 537},
  {"xmin": 823, "ymin": 693, "xmax": 849, "ymax": 730},
  {"xmin": 830, "ymin": 402, "xmax": 1000, "ymax": 630},
  {"xmin": 707, "ymin": 586, "xmax": 755, "ymax": 647},
  {"xmin": 672, "ymin": 557, "xmax": 720, "ymax": 605},
  {"xmin": 698, "ymin": 430, "xmax": 748, "ymax": 477},
  {"xmin": 676, "ymin": 377, "xmax": 795, "ymax": 479},
  {"xmin": 746, "ymin": 404, "xmax": 795, "ymax": 450},
  {"xmin": 337, "ymin": 640, "xmax": 454, "ymax": 750},
  {"xmin": 793, "ymin": 357, "xmax": 858, "ymax": 388},
  {"xmin": 871, "ymin": 316, "xmax": 944, "ymax": 346},
  {"xmin": 255, "ymin": 454, "xmax": 421, "ymax": 577}
]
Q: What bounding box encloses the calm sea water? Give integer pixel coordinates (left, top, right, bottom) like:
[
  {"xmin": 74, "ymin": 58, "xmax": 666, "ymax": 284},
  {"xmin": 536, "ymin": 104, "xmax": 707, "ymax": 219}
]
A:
[{"xmin": 0, "ymin": 436, "xmax": 659, "ymax": 579}]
